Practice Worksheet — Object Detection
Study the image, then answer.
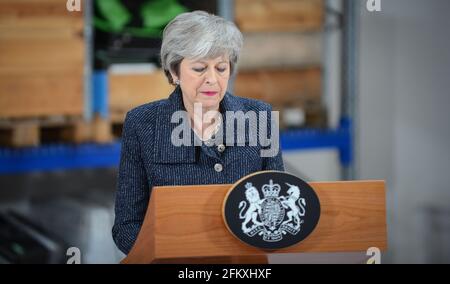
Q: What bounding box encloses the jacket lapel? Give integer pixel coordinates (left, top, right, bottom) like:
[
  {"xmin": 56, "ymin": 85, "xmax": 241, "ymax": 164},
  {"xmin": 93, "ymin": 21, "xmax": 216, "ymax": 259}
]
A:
[{"xmin": 153, "ymin": 87, "xmax": 196, "ymax": 164}]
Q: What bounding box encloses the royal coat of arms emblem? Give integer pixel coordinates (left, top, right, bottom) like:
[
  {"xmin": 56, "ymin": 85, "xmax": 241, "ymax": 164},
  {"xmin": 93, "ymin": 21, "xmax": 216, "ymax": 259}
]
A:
[
  {"xmin": 239, "ymin": 180, "xmax": 306, "ymax": 242},
  {"xmin": 223, "ymin": 171, "xmax": 320, "ymax": 250}
]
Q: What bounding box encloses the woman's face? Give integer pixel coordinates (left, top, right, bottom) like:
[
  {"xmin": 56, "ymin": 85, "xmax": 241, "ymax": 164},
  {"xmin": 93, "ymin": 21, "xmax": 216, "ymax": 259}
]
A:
[{"xmin": 172, "ymin": 55, "xmax": 230, "ymax": 112}]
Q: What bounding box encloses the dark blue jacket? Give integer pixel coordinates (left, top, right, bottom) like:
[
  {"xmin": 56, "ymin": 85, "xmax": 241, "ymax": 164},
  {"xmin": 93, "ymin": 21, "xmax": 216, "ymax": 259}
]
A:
[{"xmin": 112, "ymin": 86, "xmax": 284, "ymax": 254}]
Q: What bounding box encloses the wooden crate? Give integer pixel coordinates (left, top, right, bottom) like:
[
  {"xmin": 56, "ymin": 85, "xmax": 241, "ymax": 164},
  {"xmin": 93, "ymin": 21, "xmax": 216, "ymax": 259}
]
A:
[
  {"xmin": 0, "ymin": 0, "xmax": 84, "ymax": 119},
  {"xmin": 239, "ymin": 32, "xmax": 322, "ymax": 70},
  {"xmin": 0, "ymin": 38, "xmax": 84, "ymax": 73},
  {"xmin": 0, "ymin": 71, "xmax": 83, "ymax": 118},
  {"xmin": 235, "ymin": 0, "xmax": 324, "ymax": 32},
  {"xmin": 109, "ymin": 68, "xmax": 174, "ymax": 123},
  {"xmin": 235, "ymin": 67, "xmax": 324, "ymax": 128},
  {"xmin": 234, "ymin": 67, "xmax": 322, "ymax": 106}
]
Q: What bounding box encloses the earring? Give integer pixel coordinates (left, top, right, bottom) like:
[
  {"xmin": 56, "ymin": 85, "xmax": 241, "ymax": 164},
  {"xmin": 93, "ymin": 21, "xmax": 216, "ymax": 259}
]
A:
[{"xmin": 174, "ymin": 79, "xmax": 180, "ymax": 85}]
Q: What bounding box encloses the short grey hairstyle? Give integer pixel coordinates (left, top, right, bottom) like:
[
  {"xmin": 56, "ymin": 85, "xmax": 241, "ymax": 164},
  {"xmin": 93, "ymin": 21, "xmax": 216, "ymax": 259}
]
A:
[{"xmin": 160, "ymin": 10, "xmax": 244, "ymax": 85}]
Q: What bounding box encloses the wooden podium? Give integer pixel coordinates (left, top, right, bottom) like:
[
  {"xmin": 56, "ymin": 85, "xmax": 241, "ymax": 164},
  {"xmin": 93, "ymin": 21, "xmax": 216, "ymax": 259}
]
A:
[{"xmin": 121, "ymin": 180, "xmax": 387, "ymax": 264}]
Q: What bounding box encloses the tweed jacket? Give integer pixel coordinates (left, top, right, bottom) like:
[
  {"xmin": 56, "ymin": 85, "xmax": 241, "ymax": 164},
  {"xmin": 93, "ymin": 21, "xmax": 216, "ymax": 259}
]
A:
[{"xmin": 112, "ymin": 86, "xmax": 284, "ymax": 254}]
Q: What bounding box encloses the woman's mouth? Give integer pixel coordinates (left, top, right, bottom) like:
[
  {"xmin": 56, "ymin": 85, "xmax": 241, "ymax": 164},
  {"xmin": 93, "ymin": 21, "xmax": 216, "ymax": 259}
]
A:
[{"xmin": 201, "ymin": 91, "xmax": 218, "ymax": 97}]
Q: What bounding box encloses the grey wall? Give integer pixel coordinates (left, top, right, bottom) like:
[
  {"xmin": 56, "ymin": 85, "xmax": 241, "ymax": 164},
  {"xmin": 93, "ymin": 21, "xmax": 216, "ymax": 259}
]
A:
[{"xmin": 359, "ymin": 0, "xmax": 450, "ymax": 263}]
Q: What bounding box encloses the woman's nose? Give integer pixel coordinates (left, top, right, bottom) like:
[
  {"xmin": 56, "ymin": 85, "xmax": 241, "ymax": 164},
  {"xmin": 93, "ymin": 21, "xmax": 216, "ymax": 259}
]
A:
[{"xmin": 205, "ymin": 68, "xmax": 218, "ymax": 85}]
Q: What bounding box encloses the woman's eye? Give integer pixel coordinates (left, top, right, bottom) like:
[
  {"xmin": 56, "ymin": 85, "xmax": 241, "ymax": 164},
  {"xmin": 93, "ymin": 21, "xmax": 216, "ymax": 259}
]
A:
[
  {"xmin": 217, "ymin": 68, "xmax": 226, "ymax": 73},
  {"xmin": 193, "ymin": 67, "xmax": 206, "ymax": 72}
]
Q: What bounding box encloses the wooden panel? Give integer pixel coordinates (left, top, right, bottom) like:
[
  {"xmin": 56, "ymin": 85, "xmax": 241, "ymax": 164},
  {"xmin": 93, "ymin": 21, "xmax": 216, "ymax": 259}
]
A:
[
  {"xmin": 0, "ymin": 21, "xmax": 83, "ymax": 41},
  {"xmin": 234, "ymin": 68, "xmax": 322, "ymax": 106},
  {"xmin": 156, "ymin": 181, "xmax": 387, "ymax": 258},
  {"xmin": 0, "ymin": 38, "xmax": 84, "ymax": 74},
  {"xmin": 109, "ymin": 70, "xmax": 174, "ymax": 117},
  {"xmin": 0, "ymin": 0, "xmax": 84, "ymax": 118},
  {"xmin": 0, "ymin": 0, "xmax": 82, "ymax": 37},
  {"xmin": 235, "ymin": 0, "xmax": 324, "ymax": 32},
  {"xmin": 122, "ymin": 191, "xmax": 156, "ymax": 264},
  {"xmin": 124, "ymin": 181, "xmax": 387, "ymax": 263},
  {"xmin": 0, "ymin": 71, "xmax": 84, "ymax": 118},
  {"xmin": 240, "ymin": 32, "xmax": 322, "ymax": 70},
  {"xmin": 0, "ymin": 0, "xmax": 80, "ymax": 17}
]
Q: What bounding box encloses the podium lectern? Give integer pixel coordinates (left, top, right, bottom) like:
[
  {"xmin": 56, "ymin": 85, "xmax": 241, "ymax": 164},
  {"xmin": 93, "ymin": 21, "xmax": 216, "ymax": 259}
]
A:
[{"xmin": 121, "ymin": 180, "xmax": 387, "ymax": 264}]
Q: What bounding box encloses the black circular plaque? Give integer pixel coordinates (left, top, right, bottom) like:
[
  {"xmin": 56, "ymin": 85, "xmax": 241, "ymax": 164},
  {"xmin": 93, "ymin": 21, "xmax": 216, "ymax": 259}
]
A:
[{"xmin": 223, "ymin": 171, "xmax": 321, "ymax": 250}]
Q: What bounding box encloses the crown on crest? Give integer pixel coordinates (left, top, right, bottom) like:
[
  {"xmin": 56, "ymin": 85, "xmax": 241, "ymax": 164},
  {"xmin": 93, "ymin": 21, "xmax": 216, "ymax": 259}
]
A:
[{"xmin": 262, "ymin": 179, "xmax": 281, "ymax": 198}]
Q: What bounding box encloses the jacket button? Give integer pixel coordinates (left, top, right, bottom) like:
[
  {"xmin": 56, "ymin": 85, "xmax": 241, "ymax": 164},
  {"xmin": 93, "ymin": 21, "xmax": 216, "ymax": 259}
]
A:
[
  {"xmin": 214, "ymin": 163, "xmax": 223, "ymax": 172},
  {"xmin": 217, "ymin": 144, "xmax": 225, "ymax": 153}
]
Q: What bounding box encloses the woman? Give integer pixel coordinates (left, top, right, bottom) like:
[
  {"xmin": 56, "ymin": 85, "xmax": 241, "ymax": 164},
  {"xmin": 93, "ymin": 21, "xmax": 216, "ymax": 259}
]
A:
[{"xmin": 112, "ymin": 10, "xmax": 284, "ymax": 254}]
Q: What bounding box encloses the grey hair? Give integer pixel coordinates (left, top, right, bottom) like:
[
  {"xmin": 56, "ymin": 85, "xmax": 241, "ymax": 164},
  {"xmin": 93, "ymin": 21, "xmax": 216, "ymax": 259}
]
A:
[{"xmin": 160, "ymin": 10, "xmax": 244, "ymax": 85}]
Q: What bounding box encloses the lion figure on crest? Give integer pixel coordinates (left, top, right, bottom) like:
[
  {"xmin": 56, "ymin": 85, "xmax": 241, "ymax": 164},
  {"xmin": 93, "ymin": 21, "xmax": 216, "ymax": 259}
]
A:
[{"xmin": 239, "ymin": 183, "xmax": 264, "ymax": 233}]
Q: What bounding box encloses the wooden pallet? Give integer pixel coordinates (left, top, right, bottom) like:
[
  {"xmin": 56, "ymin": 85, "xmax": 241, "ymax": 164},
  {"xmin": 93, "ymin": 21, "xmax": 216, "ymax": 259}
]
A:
[{"xmin": 0, "ymin": 115, "xmax": 115, "ymax": 147}]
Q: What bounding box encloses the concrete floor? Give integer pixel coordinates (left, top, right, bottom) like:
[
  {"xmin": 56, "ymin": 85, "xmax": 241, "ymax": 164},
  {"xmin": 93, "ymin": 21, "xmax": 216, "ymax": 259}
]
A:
[{"xmin": 0, "ymin": 168, "xmax": 124, "ymax": 264}]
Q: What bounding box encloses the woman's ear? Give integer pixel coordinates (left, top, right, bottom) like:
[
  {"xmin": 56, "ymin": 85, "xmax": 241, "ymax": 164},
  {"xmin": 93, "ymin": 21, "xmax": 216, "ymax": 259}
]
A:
[{"xmin": 170, "ymin": 71, "xmax": 179, "ymax": 85}]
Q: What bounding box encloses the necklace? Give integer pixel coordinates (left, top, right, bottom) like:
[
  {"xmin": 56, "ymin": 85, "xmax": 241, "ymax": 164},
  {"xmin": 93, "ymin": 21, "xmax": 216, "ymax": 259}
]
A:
[{"xmin": 193, "ymin": 114, "xmax": 222, "ymax": 142}]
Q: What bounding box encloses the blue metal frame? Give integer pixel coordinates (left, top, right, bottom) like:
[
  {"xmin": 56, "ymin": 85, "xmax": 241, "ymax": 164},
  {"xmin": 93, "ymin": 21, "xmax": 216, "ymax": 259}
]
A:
[
  {"xmin": 0, "ymin": 143, "xmax": 121, "ymax": 175},
  {"xmin": 92, "ymin": 71, "xmax": 109, "ymax": 119},
  {"xmin": 0, "ymin": 118, "xmax": 352, "ymax": 175},
  {"xmin": 281, "ymin": 117, "xmax": 352, "ymax": 166}
]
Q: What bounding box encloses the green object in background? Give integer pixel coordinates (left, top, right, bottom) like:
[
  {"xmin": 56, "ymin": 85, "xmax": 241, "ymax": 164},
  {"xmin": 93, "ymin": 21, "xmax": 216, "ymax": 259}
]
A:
[
  {"xmin": 95, "ymin": 0, "xmax": 131, "ymax": 32},
  {"xmin": 94, "ymin": 0, "xmax": 188, "ymax": 38},
  {"xmin": 141, "ymin": 0, "xmax": 188, "ymax": 29}
]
